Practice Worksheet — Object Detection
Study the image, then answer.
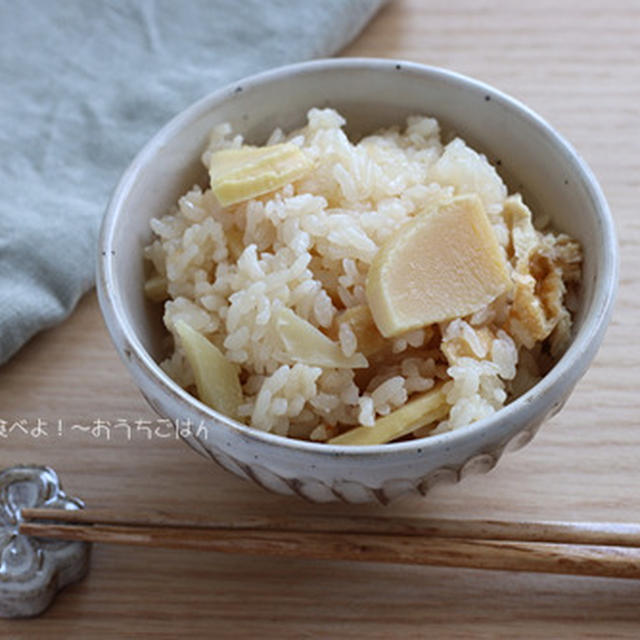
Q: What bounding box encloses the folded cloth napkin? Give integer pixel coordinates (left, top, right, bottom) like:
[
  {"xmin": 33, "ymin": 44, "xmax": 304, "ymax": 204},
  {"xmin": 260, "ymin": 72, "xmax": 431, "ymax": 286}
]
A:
[{"xmin": 0, "ymin": 0, "xmax": 385, "ymax": 366}]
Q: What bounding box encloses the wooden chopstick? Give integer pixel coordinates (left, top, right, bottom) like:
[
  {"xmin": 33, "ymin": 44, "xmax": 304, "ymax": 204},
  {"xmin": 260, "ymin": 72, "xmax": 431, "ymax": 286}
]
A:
[
  {"xmin": 19, "ymin": 508, "xmax": 640, "ymax": 580},
  {"xmin": 21, "ymin": 508, "xmax": 640, "ymax": 545}
]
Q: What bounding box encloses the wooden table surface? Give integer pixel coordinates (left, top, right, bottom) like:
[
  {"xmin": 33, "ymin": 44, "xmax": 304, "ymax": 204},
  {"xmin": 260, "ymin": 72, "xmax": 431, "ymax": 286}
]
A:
[{"xmin": 2, "ymin": 1, "xmax": 639, "ymax": 637}]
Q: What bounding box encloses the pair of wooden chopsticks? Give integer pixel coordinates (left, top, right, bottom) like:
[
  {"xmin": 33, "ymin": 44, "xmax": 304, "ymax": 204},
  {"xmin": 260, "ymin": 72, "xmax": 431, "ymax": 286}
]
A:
[{"xmin": 19, "ymin": 508, "xmax": 640, "ymax": 579}]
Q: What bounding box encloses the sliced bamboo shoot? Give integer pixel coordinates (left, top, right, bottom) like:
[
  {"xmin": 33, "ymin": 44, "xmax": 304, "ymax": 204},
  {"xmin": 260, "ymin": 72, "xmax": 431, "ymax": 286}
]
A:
[
  {"xmin": 329, "ymin": 385, "xmax": 448, "ymax": 446},
  {"xmin": 502, "ymin": 194, "xmax": 539, "ymax": 268},
  {"xmin": 225, "ymin": 226, "xmax": 245, "ymax": 261},
  {"xmin": 328, "ymin": 305, "xmax": 386, "ymax": 357},
  {"xmin": 209, "ymin": 143, "xmax": 313, "ymax": 206},
  {"xmin": 175, "ymin": 321, "xmax": 243, "ymax": 419},
  {"xmin": 366, "ymin": 195, "xmax": 510, "ymax": 338},
  {"xmin": 144, "ymin": 275, "xmax": 168, "ymax": 302},
  {"xmin": 275, "ymin": 307, "xmax": 367, "ymax": 369}
]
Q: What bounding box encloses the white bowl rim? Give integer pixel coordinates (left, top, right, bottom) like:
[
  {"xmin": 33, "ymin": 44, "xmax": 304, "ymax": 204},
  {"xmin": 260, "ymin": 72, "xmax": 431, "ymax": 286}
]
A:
[{"xmin": 98, "ymin": 57, "xmax": 618, "ymax": 458}]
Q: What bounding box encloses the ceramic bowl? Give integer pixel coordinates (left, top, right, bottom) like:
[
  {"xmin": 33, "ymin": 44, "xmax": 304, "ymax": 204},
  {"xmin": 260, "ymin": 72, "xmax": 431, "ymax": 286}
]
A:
[{"xmin": 97, "ymin": 59, "xmax": 617, "ymax": 504}]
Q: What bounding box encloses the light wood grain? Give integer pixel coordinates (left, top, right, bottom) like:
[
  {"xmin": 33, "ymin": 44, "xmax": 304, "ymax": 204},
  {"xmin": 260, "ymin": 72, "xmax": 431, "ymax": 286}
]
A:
[{"xmin": 2, "ymin": 0, "xmax": 639, "ymax": 637}]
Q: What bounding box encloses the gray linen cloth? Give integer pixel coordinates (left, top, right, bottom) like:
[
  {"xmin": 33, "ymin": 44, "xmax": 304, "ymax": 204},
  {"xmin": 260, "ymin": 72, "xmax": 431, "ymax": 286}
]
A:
[{"xmin": 0, "ymin": 0, "xmax": 385, "ymax": 365}]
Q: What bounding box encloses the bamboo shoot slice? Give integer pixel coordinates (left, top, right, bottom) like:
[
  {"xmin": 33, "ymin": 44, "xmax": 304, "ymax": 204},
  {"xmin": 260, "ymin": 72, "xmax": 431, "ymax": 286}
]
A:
[
  {"xmin": 366, "ymin": 195, "xmax": 510, "ymax": 338},
  {"xmin": 144, "ymin": 275, "xmax": 168, "ymax": 302},
  {"xmin": 275, "ymin": 307, "xmax": 367, "ymax": 369},
  {"xmin": 209, "ymin": 143, "xmax": 312, "ymax": 206},
  {"xmin": 175, "ymin": 321, "xmax": 243, "ymax": 419},
  {"xmin": 328, "ymin": 385, "xmax": 448, "ymax": 446},
  {"xmin": 328, "ymin": 305, "xmax": 387, "ymax": 357}
]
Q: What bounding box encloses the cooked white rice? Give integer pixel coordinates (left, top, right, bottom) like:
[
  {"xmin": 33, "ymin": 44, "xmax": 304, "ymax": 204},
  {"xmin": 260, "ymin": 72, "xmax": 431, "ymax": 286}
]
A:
[{"xmin": 144, "ymin": 108, "xmax": 581, "ymax": 442}]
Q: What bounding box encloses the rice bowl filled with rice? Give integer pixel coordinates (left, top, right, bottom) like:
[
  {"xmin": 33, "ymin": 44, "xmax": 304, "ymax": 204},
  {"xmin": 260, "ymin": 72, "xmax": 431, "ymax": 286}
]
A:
[{"xmin": 143, "ymin": 107, "xmax": 581, "ymax": 446}]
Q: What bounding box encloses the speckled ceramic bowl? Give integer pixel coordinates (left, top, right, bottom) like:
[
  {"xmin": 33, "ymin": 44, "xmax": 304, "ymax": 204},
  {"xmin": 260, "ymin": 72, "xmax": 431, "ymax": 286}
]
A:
[{"xmin": 97, "ymin": 59, "xmax": 617, "ymax": 504}]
